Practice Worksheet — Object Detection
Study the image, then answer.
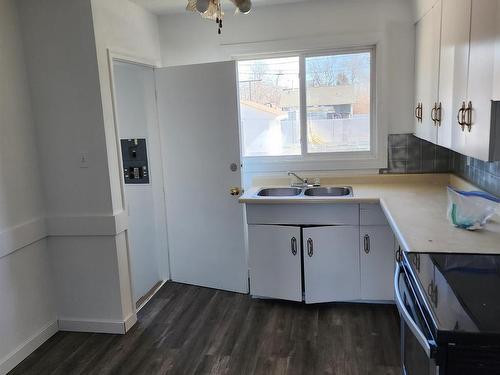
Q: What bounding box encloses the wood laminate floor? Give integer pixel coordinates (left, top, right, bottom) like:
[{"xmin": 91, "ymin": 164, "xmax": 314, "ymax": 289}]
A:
[{"xmin": 10, "ymin": 282, "xmax": 401, "ymax": 375}]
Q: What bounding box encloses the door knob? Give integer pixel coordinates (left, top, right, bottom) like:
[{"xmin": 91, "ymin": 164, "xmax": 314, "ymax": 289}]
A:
[{"xmin": 229, "ymin": 187, "xmax": 241, "ymax": 196}]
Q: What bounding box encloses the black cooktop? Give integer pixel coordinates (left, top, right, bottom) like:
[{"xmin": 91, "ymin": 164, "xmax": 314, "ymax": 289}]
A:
[{"xmin": 404, "ymin": 252, "xmax": 500, "ymax": 341}]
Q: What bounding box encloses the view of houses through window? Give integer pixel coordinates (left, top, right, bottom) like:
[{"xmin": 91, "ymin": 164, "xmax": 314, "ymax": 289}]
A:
[{"xmin": 238, "ymin": 50, "xmax": 372, "ymax": 157}]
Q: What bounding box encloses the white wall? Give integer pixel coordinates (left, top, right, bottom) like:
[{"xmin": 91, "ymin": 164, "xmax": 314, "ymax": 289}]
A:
[
  {"xmin": 17, "ymin": 0, "xmax": 136, "ymax": 335},
  {"xmin": 158, "ymin": 0, "xmax": 415, "ymax": 137},
  {"xmin": 91, "ymin": 0, "xmax": 162, "ymax": 215},
  {"xmin": 0, "ymin": 0, "xmax": 57, "ymax": 373}
]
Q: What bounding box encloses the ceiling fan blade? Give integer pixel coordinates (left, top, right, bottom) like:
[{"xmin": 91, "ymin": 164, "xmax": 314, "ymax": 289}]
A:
[{"xmin": 186, "ymin": 0, "xmax": 197, "ymax": 12}]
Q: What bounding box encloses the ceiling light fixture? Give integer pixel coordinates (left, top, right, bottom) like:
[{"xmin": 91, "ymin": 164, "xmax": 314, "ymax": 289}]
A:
[{"xmin": 186, "ymin": 0, "xmax": 252, "ymax": 34}]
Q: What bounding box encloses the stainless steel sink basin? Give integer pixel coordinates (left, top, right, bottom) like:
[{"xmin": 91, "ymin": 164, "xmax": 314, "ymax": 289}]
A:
[
  {"xmin": 304, "ymin": 186, "xmax": 353, "ymax": 197},
  {"xmin": 257, "ymin": 187, "xmax": 302, "ymax": 197}
]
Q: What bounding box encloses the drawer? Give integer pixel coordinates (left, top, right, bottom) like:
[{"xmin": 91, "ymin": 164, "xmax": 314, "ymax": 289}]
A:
[
  {"xmin": 360, "ymin": 204, "xmax": 388, "ymax": 226},
  {"xmin": 246, "ymin": 204, "xmax": 359, "ymax": 226}
]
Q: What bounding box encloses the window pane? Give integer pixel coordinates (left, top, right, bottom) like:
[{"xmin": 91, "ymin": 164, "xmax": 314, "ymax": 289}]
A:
[
  {"xmin": 305, "ymin": 52, "xmax": 371, "ymax": 153},
  {"xmin": 238, "ymin": 57, "xmax": 301, "ymax": 157}
]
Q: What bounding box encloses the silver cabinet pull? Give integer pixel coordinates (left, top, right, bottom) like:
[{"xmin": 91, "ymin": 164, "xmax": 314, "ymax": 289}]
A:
[
  {"xmin": 457, "ymin": 102, "xmax": 466, "ymax": 131},
  {"xmin": 363, "ymin": 234, "xmax": 370, "ymax": 254},
  {"xmin": 431, "ymin": 103, "xmax": 437, "ymax": 124},
  {"xmin": 465, "ymin": 101, "xmax": 472, "ymax": 132},
  {"xmin": 307, "ymin": 238, "xmax": 313, "ymax": 257},
  {"xmin": 427, "ymin": 281, "xmax": 439, "ymax": 307},
  {"xmin": 395, "ymin": 247, "xmax": 402, "ymax": 262},
  {"xmin": 435, "ymin": 102, "xmax": 442, "ymax": 126},
  {"xmin": 431, "ymin": 102, "xmax": 442, "ymax": 126},
  {"xmin": 291, "ymin": 237, "xmax": 297, "ymax": 256}
]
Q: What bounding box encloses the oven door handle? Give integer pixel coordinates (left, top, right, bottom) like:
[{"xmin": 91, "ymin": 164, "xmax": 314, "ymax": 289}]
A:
[{"xmin": 394, "ymin": 264, "xmax": 433, "ymax": 358}]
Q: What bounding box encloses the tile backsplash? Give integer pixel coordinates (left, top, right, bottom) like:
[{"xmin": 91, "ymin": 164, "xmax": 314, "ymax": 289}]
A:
[
  {"xmin": 381, "ymin": 133, "xmax": 500, "ymax": 197},
  {"xmin": 450, "ymin": 152, "xmax": 500, "ymax": 197},
  {"xmin": 380, "ymin": 134, "xmax": 451, "ymax": 174}
]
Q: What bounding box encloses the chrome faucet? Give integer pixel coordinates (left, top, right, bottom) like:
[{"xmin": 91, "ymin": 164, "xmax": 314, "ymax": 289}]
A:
[{"xmin": 288, "ymin": 171, "xmax": 311, "ymax": 188}]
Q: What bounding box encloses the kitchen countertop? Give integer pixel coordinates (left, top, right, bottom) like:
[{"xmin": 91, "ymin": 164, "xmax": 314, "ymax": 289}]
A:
[{"xmin": 239, "ymin": 174, "xmax": 500, "ymax": 255}]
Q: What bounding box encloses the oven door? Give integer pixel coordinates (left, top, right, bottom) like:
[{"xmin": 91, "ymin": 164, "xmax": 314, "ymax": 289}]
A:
[{"xmin": 395, "ymin": 264, "xmax": 440, "ymax": 375}]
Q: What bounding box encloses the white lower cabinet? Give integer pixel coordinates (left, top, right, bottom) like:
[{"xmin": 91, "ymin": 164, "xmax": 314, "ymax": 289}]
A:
[
  {"xmin": 248, "ymin": 225, "xmax": 302, "ymax": 301},
  {"xmin": 247, "ymin": 204, "xmax": 397, "ymax": 304},
  {"xmin": 303, "ymin": 226, "xmax": 360, "ymax": 303},
  {"xmin": 359, "ymin": 226, "xmax": 396, "ymax": 301}
]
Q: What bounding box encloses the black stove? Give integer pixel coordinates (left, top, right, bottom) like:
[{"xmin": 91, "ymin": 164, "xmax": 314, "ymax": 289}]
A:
[
  {"xmin": 396, "ymin": 251, "xmax": 500, "ymax": 374},
  {"xmin": 406, "ymin": 252, "xmax": 500, "ymax": 342}
]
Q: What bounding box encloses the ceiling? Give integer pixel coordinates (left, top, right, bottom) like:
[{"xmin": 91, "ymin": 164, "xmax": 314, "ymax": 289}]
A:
[{"xmin": 131, "ymin": 0, "xmax": 310, "ymax": 15}]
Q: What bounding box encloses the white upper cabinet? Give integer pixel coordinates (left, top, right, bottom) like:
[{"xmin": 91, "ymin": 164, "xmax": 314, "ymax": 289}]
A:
[
  {"xmin": 465, "ymin": 0, "xmax": 500, "ymax": 161},
  {"xmin": 437, "ymin": 0, "xmax": 471, "ymax": 151},
  {"xmin": 414, "ymin": 0, "xmax": 441, "ymax": 144},
  {"xmin": 414, "ymin": 0, "xmax": 500, "ymax": 161}
]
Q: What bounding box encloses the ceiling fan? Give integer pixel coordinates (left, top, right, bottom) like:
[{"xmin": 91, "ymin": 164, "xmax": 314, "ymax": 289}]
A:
[{"xmin": 186, "ymin": 0, "xmax": 252, "ymax": 34}]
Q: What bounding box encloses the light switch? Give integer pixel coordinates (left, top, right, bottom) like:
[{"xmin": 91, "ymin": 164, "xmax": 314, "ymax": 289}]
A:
[{"xmin": 79, "ymin": 152, "xmax": 89, "ymax": 168}]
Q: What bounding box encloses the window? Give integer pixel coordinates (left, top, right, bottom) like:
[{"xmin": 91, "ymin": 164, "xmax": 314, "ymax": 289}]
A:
[
  {"xmin": 238, "ymin": 57, "xmax": 301, "ymax": 157},
  {"xmin": 237, "ymin": 48, "xmax": 374, "ymax": 159}
]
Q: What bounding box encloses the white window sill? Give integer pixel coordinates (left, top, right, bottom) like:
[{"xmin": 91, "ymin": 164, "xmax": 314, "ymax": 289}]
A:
[{"xmin": 242, "ymin": 153, "xmax": 387, "ymax": 173}]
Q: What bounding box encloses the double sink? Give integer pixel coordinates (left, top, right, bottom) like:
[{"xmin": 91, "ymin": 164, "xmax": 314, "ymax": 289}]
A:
[{"xmin": 257, "ymin": 186, "xmax": 353, "ymax": 197}]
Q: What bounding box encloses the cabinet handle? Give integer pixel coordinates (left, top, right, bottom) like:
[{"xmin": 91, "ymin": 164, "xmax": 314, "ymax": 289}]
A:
[
  {"xmin": 307, "ymin": 238, "xmax": 313, "ymax": 257},
  {"xmin": 413, "ymin": 253, "xmax": 421, "ymax": 272},
  {"xmin": 465, "ymin": 101, "xmax": 472, "ymax": 132},
  {"xmin": 395, "ymin": 247, "xmax": 402, "ymax": 263},
  {"xmin": 363, "ymin": 234, "xmax": 370, "ymax": 254},
  {"xmin": 427, "ymin": 281, "xmax": 439, "ymax": 307},
  {"xmin": 457, "ymin": 102, "xmax": 466, "ymax": 131},
  {"xmin": 291, "ymin": 237, "xmax": 297, "ymax": 256},
  {"xmin": 432, "ymin": 102, "xmax": 441, "ymax": 126},
  {"xmin": 415, "ymin": 103, "xmax": 422, "ymax": 122}
]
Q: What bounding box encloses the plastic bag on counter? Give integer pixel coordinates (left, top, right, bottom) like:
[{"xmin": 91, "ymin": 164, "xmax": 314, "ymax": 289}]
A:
[{"xmin": 447, "ymin": 186, "xmax": 500, "ymax": 230}]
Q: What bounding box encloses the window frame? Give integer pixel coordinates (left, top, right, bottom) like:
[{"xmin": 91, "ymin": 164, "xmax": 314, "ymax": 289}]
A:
[{"xmin": 236, "ymin": 45, "xmax": 379, "ymax": 172}]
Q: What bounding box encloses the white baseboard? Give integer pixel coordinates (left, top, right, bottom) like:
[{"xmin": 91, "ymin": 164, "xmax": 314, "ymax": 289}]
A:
[
  {"xmin": 136, "ymin": 280, "xmax": 166, "ymax": 313},
  {"xmin": 124, "ymin": 313, "xmax": 137, "ymax": 333},
  {"xmin": 58, "ymin": 317, "xmax": 133, "ymax": 334},
  {"xmin": 0, "ymin": 320, "xmax": 58, "ymax": 375}
]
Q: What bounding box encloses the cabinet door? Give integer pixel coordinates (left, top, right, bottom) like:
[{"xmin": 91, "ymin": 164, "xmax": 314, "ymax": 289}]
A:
[
  {"xmin": 360, "ymin": 226, "xmax": 396, "ymax": 301},
  {"xmin": 414, "ymin": 0, "xmax": 442, "ymax": 143},
  {"xmin": 248, "ymin": 225, "xmax": 302, "ymax": 301},
  {"xmin": 303, "ymin": 226, "xmax": 360, "ymax": 304},
  {"xmin": 465, "ymin": 0, "xmax": 499, "ymax": 161},
  {"xmin": 438, "ymin": 0, "xmax": 471, "ymax": 151}
]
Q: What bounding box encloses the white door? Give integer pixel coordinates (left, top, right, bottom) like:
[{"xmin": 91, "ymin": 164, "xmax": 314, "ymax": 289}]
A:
[
  {"xmin": 303, "ymin": 226, "xmax": 360, "ymax": 304},
  {"xmin": 248, "ymin": 225, "xmax": 302, "ymax": 301},
  {"xmin": 438, "ymin": 0, "xmax": 471, "ymax": 151},
  {"xmin": 155, "ymin": 61, "xmax": 247, "ymax": 293},
  {"xmin": 113, "ymin": 61, "xmax": 168, "ymax": 303},
  {"xmin": 414, "ymin": 0, "xmax": 442, "ymax": 143},
  {"xmin": 360, "ymin": 226, "xmax": 395, "ymax": 301},
  {"xmin": 465, "ymin": 0, "xmax": 499, "ymax": 161}
]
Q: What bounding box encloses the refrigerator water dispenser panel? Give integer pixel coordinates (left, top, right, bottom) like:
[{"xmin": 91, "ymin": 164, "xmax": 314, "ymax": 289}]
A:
[{"xmin": 121, "ymin": 138, "xmax": 150, "ymax": 184}]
